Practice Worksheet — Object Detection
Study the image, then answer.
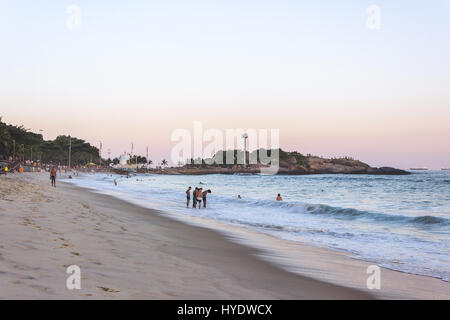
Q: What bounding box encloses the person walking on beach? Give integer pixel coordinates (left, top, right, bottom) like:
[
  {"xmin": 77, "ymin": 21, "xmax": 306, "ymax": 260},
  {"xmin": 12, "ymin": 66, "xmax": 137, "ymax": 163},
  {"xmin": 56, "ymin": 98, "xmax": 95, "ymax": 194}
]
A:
[
  {"xmin": 276, "ymin": 193, "xmax": 283, "ymax": 201},
  {"xmin": 50, "ymin": 167, "xmax": 57, "ymax": 187},
  {"xmin": 186, "ymin": 186, "xmax": 192, "ymax": 208},
  {"xmin": 202, "ymin": 189, "xmax": 211, "ymax": 208}
]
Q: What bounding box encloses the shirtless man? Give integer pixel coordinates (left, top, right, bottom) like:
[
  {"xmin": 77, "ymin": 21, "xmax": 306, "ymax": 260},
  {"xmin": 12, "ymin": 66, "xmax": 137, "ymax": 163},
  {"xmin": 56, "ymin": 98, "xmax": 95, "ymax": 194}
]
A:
[
  {"xmin": 202, "ymin": 189, "xmax": 212, "ymax": 208},
  {"xmin": 193, "ymin": 188, "xmax": 199, "ymax": 208},
  {"xmin": 186, "ymin": 186, "xmax": 192, "ymax": 208},
  {"xmin": 196, "ymin": 188, "xmax": 203, "ymax": 209},
  {"xmin": 276, "ymin": 193, "xmax": 283, "ymax": 201},
  {"xmin": 50, "ymin": 167, "xmax": 57, "ymax": 187}
]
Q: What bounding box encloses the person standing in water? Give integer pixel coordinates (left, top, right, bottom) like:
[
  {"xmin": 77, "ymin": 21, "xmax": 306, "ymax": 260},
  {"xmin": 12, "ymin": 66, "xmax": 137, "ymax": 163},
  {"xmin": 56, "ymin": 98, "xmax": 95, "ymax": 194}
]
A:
[
  {"xmin": 186, "ymin": 186, "xmax": 192, "ymax": 208},
  {"xmin": 196, "ymin": 188, "xmax": 203, "ymax": 209},
  {"xmin": 193, "ymin": 187, "xmax": 199, "ymax": 208},
  {"xmin": 202, "ymin": 189, "xmax": 212, "ymax": 208},
  {"xmin": 276, "ymin": 193, "xmax": 283, "ymax": 201},
  {"xmin": 50, "ymin": 167, "xmax": 57, "ymax": 187}
]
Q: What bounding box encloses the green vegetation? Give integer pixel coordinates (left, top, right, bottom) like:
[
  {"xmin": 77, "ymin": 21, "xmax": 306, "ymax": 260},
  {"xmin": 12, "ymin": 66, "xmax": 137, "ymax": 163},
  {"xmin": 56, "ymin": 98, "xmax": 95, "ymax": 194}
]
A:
[
  {"xmin": 184, "ymin": 148, "xmax": 307, "ymax": 168},
  {"xmin": 278, "ymin": 149, "xmax": 308, "ymax": 166},
  {"xmin": 0, "ymin": 117, "xmax": 100, "ymax": 165},
  {"xmin": 129, "ymin": 155, "xmax": 148, "ymax": 164}
]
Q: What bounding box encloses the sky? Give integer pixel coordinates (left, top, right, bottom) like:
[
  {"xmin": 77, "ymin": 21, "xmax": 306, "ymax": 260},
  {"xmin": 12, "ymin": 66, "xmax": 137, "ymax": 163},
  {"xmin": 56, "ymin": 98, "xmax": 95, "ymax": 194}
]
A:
[{"xmin": 0, "ymin": 0, "xmax": 449, "ymax": 169}]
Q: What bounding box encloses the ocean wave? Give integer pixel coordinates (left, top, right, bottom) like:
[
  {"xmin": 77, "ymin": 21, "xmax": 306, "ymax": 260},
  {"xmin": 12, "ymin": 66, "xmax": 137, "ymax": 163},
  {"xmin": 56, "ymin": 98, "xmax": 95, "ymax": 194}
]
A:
[
  {"xmin": 226, "ymin": 219, "xmax": 356, "ymax": 239},
  {"xmin": 227, "ymin": 198, "xmax": 450, "ymax": 228},
  {"xmin": 410, "ymin": 215, "xmax": 448, "ymax": 225},
  {"xmin": 302, "ymin": 204, "xmax": 449, "ymax": 228}
]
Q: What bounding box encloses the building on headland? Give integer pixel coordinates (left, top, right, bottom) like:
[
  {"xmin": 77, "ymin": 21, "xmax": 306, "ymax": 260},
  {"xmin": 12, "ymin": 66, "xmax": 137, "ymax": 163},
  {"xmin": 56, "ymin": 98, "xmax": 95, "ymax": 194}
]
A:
[{"xmin": 119, "ymin": 153, "xmax": 130, "ymax": 166}]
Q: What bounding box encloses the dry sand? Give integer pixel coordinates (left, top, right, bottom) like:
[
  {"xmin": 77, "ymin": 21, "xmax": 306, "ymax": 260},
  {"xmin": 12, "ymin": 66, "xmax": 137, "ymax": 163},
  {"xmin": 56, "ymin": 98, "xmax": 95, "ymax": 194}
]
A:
[{"xmin": 0, "ymin": 172, "xmax": 448, "ymax": 299}]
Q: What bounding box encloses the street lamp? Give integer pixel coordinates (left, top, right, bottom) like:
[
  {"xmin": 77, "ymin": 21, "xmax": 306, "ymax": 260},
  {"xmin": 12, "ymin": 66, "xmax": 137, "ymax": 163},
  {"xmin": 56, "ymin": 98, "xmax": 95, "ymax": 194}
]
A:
[
  {"xmin": 68, "ymin": 136, "xmax": 71, "ymax": 169},
  {"xmin": 99, "ymin": 141, "xmax": 102, "ymax": 167}
]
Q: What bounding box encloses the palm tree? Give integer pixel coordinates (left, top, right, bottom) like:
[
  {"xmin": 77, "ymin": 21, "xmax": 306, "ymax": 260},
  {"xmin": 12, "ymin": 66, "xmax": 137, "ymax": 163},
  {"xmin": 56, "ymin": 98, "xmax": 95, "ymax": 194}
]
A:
[{"xmin": 161, "ymin": 159, "xmax": 168, "ymax": 168}]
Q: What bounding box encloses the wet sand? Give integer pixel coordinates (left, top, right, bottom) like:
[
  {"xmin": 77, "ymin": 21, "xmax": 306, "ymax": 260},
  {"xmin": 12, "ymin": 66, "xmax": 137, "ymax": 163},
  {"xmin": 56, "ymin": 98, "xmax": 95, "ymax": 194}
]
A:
[
  {"xmin": 2, "ymin": 172, "xmax": 449, "ymax": 299},
  {"xmin": 0, "ymin": 172, "xmax": 373, "ymax": 299}
]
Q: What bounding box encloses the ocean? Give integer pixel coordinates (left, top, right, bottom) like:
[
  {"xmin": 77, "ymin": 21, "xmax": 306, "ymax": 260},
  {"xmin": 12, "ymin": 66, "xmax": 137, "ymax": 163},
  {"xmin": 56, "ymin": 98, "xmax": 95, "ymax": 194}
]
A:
[{"xmin": 65, "ymin": 171, "xmax": 450, "ymax": 282}]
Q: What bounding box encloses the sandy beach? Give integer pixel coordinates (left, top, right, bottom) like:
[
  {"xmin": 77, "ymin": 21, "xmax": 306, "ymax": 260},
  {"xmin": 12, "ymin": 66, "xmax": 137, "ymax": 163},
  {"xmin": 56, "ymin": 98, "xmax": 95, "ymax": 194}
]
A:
[{"xmin": 0, "ymin": 172, "xmax": 449, "ymax": 299}]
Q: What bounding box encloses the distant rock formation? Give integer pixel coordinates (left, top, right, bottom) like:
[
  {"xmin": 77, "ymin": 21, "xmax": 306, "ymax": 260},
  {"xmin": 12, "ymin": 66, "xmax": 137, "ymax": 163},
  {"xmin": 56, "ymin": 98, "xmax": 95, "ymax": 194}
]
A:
[
  {"xmin": 277, "ymin": 155, "xmax": 409, "ymax": 175},
  {"xmin": 157, "ymin": 149, "xmax": 410, "ymax": 176}
]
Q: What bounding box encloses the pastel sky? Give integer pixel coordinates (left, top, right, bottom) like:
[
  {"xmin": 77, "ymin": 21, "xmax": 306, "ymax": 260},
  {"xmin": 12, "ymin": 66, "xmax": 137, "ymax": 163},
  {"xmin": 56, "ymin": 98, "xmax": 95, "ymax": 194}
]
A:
[{"xmin": 1, "ymin": 0, "xmax": 449, "ymax": 168}]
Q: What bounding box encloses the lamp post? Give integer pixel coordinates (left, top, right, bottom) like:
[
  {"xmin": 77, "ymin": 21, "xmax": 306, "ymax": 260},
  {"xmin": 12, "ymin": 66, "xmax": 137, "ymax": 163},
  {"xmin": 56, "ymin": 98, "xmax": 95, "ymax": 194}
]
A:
[
  {"xmin": 131, "ymin": 142, "xmax": 133, "ymax": 171},
  {"xmin": 99, "ymin": 141, "xmax": 102, "ymax": 167},
  {"xmin": 68, "ymin": 136, "xmax": 71, "ymax": 169}
]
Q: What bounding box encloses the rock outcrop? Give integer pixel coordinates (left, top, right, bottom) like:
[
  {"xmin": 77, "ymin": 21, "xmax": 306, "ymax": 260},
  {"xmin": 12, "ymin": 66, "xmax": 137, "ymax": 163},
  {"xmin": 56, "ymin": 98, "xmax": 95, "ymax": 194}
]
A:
[{"xmin": 153, "ymin": 150, "xmax": 410, "ymax": 176}]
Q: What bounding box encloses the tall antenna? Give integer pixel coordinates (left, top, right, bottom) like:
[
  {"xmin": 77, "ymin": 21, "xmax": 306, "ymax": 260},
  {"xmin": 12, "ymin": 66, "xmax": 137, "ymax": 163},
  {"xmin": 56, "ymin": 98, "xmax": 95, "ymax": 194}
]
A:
[
  {"xmin": 242, "ymin": 133, "xmax": 248, "ymax": 168},
  {"xmin": 131, "ymin": 142, "xmax": 134, "ymax": 171},
  {"xmin": 146, "ymin": 146, "xmax": 149, "ymax": 170}
]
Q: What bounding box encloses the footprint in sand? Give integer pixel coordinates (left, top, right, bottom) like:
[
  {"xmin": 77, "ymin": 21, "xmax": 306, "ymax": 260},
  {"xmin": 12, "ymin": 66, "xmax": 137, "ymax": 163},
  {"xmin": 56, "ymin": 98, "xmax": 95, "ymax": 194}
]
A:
[{"xmin": 97, "ymin": 286, "xmax": 120, "ymax": 293}]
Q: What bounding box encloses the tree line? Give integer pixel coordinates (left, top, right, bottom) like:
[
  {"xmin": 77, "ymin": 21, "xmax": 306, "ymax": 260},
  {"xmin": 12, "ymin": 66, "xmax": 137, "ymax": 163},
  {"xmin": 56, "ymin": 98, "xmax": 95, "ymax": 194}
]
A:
[{"xmin": 0, "ymin": 117, "xmax": 100, "ymax": 165}]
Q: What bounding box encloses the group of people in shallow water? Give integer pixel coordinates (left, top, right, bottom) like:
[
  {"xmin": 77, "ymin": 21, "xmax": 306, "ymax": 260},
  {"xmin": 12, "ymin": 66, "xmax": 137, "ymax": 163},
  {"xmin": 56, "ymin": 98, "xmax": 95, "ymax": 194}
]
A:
[
  {"xmin": 186, "ymin": 186, "xmax": 211, "ymax": 209},
  {"xmin": 111, "ymin": 177, "xmax": 283, "ymax": 208},
  {"xmin": 187, "ymin": 187, "xmax": 283, "ymax": 209}
]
